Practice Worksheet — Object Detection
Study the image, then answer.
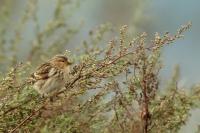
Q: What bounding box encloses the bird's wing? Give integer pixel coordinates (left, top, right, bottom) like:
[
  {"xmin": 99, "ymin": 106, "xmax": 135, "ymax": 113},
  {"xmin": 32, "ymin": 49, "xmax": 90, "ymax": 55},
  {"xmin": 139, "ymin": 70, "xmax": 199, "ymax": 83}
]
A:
[{"xmin": 31, "ymin": 63, "xmax": 52, "ymax": 80}]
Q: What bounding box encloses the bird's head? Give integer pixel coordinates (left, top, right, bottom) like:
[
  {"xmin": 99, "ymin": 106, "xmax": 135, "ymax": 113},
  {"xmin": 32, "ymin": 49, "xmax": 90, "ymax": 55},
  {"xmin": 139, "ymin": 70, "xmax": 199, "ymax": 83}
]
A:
[{"xmin": 50, "ymin": 55, "xmax": 72, "ymax": 70}]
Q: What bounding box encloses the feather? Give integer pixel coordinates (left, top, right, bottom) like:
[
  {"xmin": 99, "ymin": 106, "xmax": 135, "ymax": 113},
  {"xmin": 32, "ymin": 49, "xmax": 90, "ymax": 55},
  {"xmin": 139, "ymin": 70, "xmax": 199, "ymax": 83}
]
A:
[{"xmin": 31, "ymin": 63, "xmax": 52, "ymax": 80}]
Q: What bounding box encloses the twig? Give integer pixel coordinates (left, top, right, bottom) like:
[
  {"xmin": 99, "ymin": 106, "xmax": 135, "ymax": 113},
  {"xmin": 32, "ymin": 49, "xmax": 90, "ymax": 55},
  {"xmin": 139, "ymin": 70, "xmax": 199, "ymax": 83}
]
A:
[
  {"xmin": 1, "ymin": 93, "xmax": 40, "ymax": 116},
  {"xmin": 9, "ymin": 106, "xmax": 44, "ymax": 133},
  {"xmin": 57, "ymin": 63, "xmax": 85, "ymax": 96},
  {"xmin": 113, "ymin": 101, "xmax": 125, "ymax": 133}
]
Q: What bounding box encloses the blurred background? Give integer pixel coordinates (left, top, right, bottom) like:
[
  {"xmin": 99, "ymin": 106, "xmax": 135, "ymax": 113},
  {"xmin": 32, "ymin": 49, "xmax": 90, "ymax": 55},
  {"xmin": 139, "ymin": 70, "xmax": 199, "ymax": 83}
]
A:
[{"xmin": 0, "ymin": 0, "xmax": 199, "ymax": 132}]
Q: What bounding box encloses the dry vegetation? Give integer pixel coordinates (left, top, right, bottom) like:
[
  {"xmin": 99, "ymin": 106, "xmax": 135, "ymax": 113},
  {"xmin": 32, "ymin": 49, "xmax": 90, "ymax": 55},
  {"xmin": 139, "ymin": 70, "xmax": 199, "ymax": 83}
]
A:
[{"xmin": 0, "ymin": 0, "xmax": 200, "ymax": 133}]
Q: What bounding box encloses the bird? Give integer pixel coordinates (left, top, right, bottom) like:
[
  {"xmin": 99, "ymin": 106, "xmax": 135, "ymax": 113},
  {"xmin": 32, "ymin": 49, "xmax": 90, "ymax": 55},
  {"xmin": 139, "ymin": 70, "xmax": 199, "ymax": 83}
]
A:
[{"xmin": 30, "ymin": 55, "xmax": 72, "ymax": 97}]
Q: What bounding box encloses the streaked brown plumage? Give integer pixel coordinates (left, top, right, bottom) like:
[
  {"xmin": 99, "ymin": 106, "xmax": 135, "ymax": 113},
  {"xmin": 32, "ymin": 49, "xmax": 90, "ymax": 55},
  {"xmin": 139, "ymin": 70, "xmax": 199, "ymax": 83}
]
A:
[{"xmin": 31, "ymin": 55, "xmax": 71, "ymax": 96}]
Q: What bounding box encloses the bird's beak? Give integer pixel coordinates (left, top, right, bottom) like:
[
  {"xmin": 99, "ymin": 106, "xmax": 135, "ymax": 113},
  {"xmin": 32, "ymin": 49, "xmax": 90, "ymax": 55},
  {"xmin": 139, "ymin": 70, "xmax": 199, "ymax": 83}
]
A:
[{"xmin": 67, "ymin": 61, "xmax": 72, "ymax": 65}]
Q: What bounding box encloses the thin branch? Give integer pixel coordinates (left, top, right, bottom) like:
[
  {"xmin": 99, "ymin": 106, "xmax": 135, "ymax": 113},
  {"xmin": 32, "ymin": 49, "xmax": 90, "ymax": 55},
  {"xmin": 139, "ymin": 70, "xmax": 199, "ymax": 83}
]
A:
[
  {"xmin": 141, "ymin": 59, "xmax": 150, "ymax": 133},
  {"xmin": 113, "ymin": 102, "xmax": 125, "ymax": 133},
  {"xmin": 9, "ymin": 106, "xmax": 44, "ymax": 133}
]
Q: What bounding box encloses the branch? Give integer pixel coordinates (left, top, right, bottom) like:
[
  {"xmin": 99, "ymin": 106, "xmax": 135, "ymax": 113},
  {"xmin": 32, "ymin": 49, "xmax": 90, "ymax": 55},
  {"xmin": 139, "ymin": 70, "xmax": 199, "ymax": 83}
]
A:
[{"xmin": 9, "ymin": 106, "xmax": 44, "ymax": 133}]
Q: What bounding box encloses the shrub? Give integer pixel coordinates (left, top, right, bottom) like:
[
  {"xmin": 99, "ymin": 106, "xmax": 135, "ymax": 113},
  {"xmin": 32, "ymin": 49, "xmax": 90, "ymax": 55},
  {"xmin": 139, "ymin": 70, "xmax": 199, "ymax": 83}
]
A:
[{"xmin": 0, "ymin": 1, "xmax": 199, "ymax": 133}]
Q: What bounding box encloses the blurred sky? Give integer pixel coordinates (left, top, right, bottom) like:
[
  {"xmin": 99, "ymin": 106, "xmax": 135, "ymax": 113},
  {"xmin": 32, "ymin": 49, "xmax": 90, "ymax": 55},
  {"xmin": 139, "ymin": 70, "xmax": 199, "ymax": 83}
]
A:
[{"xmin": 4, "ymin": 0, "xmax": 200, "ymax": 132}]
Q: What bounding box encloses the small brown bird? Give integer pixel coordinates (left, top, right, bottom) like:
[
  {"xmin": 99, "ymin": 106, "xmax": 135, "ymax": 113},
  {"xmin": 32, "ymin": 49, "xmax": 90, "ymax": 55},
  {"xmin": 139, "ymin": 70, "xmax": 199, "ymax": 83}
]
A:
[{"xmin": 31, "ymin": 55, "xmax": 72, "ymax": 97}]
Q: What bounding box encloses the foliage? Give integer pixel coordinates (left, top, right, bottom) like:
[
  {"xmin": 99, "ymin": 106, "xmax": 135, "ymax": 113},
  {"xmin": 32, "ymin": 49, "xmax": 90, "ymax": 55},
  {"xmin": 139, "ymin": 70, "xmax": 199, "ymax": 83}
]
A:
[{"xmin": 0, "ymin": 0, "xmax": 199, "ymax": 133}]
